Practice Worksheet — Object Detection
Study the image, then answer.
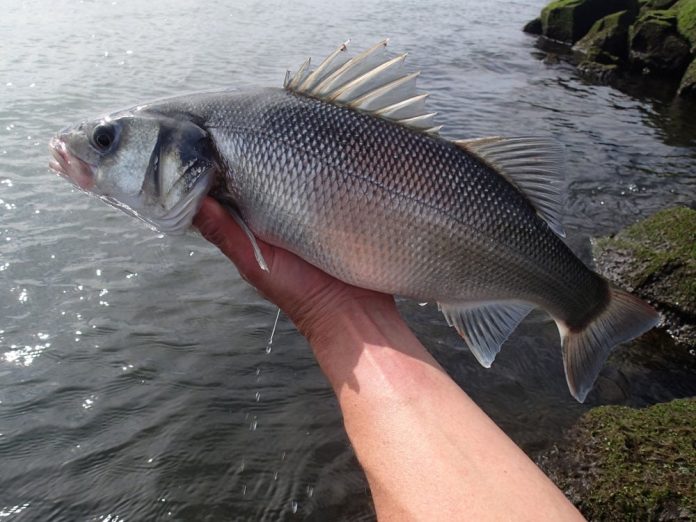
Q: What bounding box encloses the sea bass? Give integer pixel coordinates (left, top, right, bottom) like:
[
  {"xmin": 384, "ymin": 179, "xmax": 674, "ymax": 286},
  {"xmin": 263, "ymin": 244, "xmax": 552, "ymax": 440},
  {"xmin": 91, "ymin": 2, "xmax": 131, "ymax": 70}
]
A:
[{"xmin": 49, "ymin": 40, "xmax": 659, "ymax": 401}]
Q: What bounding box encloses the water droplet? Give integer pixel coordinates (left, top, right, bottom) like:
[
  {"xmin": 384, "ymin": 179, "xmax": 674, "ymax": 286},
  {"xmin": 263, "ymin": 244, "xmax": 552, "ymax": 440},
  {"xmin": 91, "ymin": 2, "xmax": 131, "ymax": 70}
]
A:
[
  {"xmin": 291, "ymin": 500, "xmax": 298, "ymax": 514},
  {"xmin": 96, "ymin": 269, "xmax": 102, "ymax": 276}
]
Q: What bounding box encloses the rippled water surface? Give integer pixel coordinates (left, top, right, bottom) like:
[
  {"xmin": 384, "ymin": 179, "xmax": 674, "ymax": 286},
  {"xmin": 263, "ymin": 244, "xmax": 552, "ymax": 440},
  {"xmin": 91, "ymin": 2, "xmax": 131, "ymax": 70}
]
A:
[{"xmin": 1, "ymin": 0, "xmax": 695, "ymax": 520}]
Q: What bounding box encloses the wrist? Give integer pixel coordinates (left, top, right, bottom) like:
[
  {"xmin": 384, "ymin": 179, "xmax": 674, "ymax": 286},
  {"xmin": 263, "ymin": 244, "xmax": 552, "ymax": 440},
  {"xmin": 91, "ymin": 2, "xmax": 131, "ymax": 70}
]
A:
[{"xmin": 305, "ymin": 297, "xmax": 442, "ymax": 401}]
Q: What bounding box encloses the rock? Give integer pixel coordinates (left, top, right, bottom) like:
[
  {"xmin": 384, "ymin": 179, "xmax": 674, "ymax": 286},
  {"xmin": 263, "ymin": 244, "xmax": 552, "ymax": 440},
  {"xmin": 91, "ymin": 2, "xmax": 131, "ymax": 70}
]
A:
[
  {"xmin": 678, "ymin": 58, "xmax": 696, "ymax": 97},
  {"xmin": 578, "ymin": 60, "xmax": 621, "ymax": 82},
  {"xmin": 540, "ymin": 0, "xmax": 638, "ymax": 44},
  {"xmin": 593, "ymin": 207, "xmax": 696, "ymax": 347},
  {"xmin": 537, "ymin": 398, "xmax": 696, "ymax": 520},
  {"xmin": 639, "ymin": 0, "xmax": 678, "ymax": 10},
  {"xmin": 629, "ymin": 10, "xmax": 692, "ymax": 75},
  {"xmin": 523, "ymin": 17, "xmax": 543, "ymax": 35},
  {"xmin": 673, "ymin": 0, "xmax": 696, "ymax": 47},
  {"xmin": 574, "ymin": 10, "xmax": 635, "ymax": 64}
]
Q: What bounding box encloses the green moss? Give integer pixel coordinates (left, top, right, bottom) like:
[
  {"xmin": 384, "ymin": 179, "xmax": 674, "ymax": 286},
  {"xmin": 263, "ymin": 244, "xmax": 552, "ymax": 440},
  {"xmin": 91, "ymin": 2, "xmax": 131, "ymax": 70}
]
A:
[
  {"xmin": 541, "ymin": 0, "xmax": 586, "ymax": 42},
  {"xmin": 639, "ymin": 0, "xmax": 678, "ymax": 9},
  {"xmin": 543, "ymin": 399, "xmax": 696, "ymax": 519},
  {"xmin": 595, "ymin": 207, "xmax": 696, "ymax": 313},
  {"xmin": 673, "ymin": 0, "xmax": 696, "ymax": 46},
  {"xmin": 574, "ymin": 10, "xmax": 633, "ymax": 62},
  {"xmin": 540, "ymin": 0, "xmax": 636, "ymax": 43},
  {"xmin": 636, "ymin": 8, "xmax": 678, "ymax": 27}
]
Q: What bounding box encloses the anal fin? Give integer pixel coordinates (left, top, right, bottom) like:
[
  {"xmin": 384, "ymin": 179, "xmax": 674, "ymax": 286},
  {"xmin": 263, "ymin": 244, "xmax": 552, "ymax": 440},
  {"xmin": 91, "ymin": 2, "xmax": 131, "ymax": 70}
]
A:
[{"xmin": 438, "ymin": 301, "xmax": 533, "ymax": 367}]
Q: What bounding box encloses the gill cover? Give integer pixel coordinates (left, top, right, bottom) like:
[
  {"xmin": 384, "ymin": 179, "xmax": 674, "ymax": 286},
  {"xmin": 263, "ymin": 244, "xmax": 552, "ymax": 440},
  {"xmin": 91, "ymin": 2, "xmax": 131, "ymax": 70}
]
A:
[
  {"xmin": 88, "ymin": 113, "xmax": 217, "ymax": 235},
  {"xmin": 132, "ymin": 114, "xmax": 217, "ymax": 234}
]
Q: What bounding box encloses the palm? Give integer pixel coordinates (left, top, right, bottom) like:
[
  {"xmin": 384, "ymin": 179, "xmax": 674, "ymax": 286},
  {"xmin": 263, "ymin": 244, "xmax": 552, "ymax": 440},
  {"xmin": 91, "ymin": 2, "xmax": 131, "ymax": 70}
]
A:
[{"xmin": 193, "ymin": 197, "xmax": 394, "ymax": 338}]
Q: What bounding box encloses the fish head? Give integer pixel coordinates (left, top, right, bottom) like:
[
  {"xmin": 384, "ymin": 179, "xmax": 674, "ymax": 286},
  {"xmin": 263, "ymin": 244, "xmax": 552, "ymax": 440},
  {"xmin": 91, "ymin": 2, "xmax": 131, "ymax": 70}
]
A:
[{"xmin": 49, "ymin": 110, "xmax": 217, "ymax": 234}]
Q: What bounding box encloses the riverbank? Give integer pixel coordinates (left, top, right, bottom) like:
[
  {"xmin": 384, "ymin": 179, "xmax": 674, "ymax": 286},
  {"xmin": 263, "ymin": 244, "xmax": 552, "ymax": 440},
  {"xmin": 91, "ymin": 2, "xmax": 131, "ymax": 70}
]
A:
[
  {"xmin": 538, "ymin": 398, "xmax": 695, "ymax": 520},
  {"xmin": 540, "ymin": 207, "xmax": 696, "ymax": 519},
  {"xmin": 524, "ymin": 0, "xmax": 696, "ymax": 98}
]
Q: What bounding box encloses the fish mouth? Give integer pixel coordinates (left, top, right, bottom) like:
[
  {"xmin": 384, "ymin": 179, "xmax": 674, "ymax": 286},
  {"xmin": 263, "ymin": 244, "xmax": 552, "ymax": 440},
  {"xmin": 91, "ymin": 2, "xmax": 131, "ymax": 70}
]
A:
[{"xmin": 49, "ymin": 137, "xmax": 96, "ymax": 191}]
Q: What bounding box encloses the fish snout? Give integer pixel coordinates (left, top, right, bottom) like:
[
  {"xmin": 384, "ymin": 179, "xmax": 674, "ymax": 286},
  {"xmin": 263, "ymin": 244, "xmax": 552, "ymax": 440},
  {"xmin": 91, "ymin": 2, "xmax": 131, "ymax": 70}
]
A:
[{"xmin": 49, "ymin": 135, "xmax": 95, "ymax": 191}]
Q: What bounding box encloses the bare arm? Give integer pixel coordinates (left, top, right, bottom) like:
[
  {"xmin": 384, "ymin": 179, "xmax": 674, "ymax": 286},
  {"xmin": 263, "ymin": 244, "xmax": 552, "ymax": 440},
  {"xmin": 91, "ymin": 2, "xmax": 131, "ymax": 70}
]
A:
[{"xmin": 194, "ymin": 197, "xmax": 584, "ymax": 521}]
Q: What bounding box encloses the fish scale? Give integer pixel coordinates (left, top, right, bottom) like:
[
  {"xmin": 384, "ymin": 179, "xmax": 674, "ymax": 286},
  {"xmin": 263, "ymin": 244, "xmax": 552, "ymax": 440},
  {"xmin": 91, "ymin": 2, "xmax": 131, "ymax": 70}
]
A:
[
  {"xmin": 51, "ymin": 41, "xmax": 659, "ymax": 401},
  {"xmin": 157, "ymin": 89, "xmax": 600, "ymax": 313}
]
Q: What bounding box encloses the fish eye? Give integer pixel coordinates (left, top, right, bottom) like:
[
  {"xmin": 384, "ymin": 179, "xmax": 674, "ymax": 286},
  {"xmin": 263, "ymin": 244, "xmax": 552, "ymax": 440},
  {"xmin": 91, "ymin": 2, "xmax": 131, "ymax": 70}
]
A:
[{"xmin": 91, "ymin": 123, "xmax": 117, "ymax": 152}]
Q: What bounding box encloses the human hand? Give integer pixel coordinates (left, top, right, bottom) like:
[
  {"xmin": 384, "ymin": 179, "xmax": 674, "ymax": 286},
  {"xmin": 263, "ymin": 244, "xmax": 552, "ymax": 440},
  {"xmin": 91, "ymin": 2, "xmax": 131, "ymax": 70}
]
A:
[
  {"xmin": 194, "ymin": 198, "xmax": 584, "ymax": 522},
  {"xmin": 193, "ymin": 197, "xmax": 397, "ymax": 345}
]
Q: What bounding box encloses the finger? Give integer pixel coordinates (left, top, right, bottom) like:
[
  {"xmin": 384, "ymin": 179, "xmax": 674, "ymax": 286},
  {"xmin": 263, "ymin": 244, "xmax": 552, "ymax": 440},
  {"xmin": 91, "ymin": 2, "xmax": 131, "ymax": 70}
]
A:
[{"xmin": 193, "ymin": 197, "xmax": 273, "ymax": 284}]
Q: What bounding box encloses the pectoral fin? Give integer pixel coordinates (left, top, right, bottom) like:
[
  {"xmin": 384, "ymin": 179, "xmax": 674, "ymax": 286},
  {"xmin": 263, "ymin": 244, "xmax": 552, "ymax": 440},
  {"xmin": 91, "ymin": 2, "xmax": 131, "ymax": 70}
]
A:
[{"xmin": 226, "ymin": 207, "xmax": 270, "ymax": 273}]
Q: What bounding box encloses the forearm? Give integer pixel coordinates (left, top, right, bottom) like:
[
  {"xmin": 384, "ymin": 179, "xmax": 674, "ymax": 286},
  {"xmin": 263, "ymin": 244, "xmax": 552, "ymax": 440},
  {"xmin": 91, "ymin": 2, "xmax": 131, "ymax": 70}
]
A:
[
  {"xmin": 192, "ymin": 199, "xmax": 582, "ymax": 520},
  {"xmin": 309, "ymin": 300, "xmax": 584, "ymax": 522}
]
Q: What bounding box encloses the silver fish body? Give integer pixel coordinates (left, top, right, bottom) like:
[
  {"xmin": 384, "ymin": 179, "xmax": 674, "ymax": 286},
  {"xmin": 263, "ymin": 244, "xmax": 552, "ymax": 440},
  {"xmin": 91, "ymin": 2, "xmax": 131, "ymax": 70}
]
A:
[
  {"xmin": 50, "ymin": 42, "xmax": 659, "ymax": 401},
  {"xmin": 155, "ymin": 89, "xmax": 601, "ymax": 321}
]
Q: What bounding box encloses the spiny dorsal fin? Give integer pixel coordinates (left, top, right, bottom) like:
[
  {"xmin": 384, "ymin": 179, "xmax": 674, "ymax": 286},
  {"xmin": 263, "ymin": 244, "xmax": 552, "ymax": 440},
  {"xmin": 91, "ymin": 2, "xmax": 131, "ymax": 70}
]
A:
[
  {"xmin": 455, "ymin": 137, "xmax": 566, "ymax": 237},
  {"xmin": 284, "ymin": 40, "xmax": 441, "ymax": 135},
  {"xmin": 439, "ymin": 301, "xmax": 534, "ymax": 367}
]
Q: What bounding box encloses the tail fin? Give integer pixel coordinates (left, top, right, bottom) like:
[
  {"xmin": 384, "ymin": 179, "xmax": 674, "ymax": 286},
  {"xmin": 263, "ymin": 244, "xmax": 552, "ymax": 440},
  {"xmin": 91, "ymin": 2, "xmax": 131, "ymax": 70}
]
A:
[{"xmin": 557, "ymin": 288, "xmax": 660, "ymax": 403}]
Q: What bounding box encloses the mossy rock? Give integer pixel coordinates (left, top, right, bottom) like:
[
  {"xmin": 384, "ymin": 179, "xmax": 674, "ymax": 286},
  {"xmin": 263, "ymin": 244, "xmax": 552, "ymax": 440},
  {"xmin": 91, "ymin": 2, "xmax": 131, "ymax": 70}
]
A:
[
  {"xmin": 673, "ymin": 0, "xmax": 696, "ymax": 47},
  {"xmin": 593, "ymin": 207, "xmax": 696, "ymax": 346},
  {"xmin": 541, "ymin": 0, "xmax": 638, "ymax": 43},
  {"xmin": 678, "ymin": 57, "xmax": 696, "ymax": 96},
  {"xmin": 574, "ymin": 10, "xmax": 635, "ymax": 63},
  {"xmin": 578, "ymin": 60, "xmax": 621, "ymax": 82},
  {"xmin": 629, "ymin": 10, "xmax": 692, "ymax": 75},
  {"xmin": 524, "ymin": 17, "xmax": 543, "ymax": 35},
  {"xmin": 639, "ymin": 0, "xmax": 679, "ymax": 10},
  {"xmin": 538, "ymin": 398, "xmax": 696, "ymax": 520}
]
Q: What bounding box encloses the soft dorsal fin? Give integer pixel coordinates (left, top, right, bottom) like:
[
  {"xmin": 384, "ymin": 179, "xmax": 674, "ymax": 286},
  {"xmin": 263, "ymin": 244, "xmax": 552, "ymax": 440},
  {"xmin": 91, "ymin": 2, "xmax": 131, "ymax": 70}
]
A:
[
  {"xmin": 284, "ymin": 40, "xmax": 441, "ymax": 135},
  {"xmin": 455, "ymin": 137, "xmax": 566, "ymax": 237}
]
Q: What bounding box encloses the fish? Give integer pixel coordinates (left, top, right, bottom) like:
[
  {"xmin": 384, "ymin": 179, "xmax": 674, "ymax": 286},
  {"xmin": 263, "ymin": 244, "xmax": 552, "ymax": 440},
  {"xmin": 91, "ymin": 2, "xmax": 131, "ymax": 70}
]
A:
[{"xmin": 49, "ymin": 40, "xmax": 659, "ymax": 402}]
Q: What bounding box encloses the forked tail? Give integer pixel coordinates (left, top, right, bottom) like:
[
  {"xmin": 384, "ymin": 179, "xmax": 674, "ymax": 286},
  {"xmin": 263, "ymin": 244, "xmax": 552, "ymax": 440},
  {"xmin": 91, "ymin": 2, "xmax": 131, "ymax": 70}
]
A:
[{"xmin": 557, "ymin": 287, "xmax": 660, "ymax": 402}]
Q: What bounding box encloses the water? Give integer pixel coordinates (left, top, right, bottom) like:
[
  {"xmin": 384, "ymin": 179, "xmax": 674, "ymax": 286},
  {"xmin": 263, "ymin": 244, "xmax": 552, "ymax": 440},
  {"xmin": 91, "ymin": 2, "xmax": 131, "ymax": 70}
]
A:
[{"xmin": 1, "ymin": 0, "xmax": 695, "ymax": 519}]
